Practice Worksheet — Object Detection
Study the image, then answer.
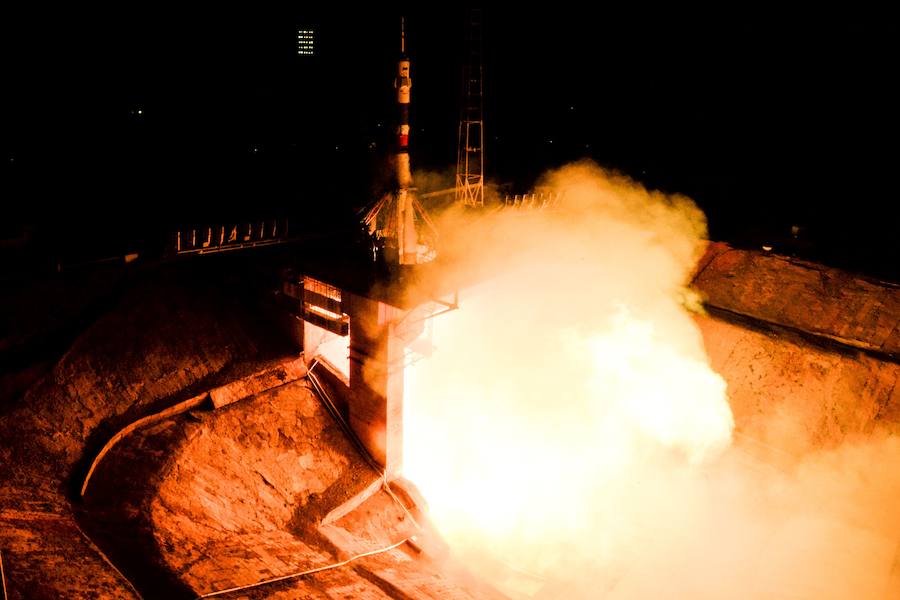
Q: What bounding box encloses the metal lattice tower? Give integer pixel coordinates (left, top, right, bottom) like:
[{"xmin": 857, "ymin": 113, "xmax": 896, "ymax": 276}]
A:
[{"xmin": 455, "ymin": 9, "xmax": 485, "ymax": 207}]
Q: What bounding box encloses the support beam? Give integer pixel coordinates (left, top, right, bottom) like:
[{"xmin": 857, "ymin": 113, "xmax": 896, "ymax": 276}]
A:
[{"xmin": 345, "ymin": 293, "xmax": 405, "ymax": 479}]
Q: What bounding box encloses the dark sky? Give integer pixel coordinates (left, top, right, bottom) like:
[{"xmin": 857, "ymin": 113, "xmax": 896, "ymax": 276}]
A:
[{"xmin": 2, "ymin": 8, "xmax": 898, "ymax": 277}]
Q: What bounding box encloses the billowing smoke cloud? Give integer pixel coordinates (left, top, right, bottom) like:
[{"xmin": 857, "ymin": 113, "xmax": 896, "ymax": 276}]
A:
[
  {"xmin": 413, "ymin": 167, "xmax": 456, "ymax": 195},
  {"xmin": 402, "ymin": 160, "xmax": 900, "ymax": 599}
]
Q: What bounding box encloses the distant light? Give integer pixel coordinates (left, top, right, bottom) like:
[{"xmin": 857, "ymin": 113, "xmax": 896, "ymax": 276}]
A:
[
  {"xmin": 762, "ymin": 245, "xmax": 773, "ymax": 252},
  {"xmin": 297, "ymin": 29, "xmax": 315, "ymax": 55},
  {"xmin": 137, "ymin": 109, "xmax": 143, "ymax": 115}
]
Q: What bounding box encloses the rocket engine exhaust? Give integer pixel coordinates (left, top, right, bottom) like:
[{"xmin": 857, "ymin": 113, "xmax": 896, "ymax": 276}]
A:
[{"xmin": 402, "ymin": 162, "xmax": 900, "ymax": 599}]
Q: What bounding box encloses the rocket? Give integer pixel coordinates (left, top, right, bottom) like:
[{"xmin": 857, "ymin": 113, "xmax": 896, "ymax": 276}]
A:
[
  {"xmin": 396, "ymin": 18, "xmax": 412, "ymax": 158},
  {"xmin": 361, "ymin": 17, "xmax": 437, "ymax": 265},
  {"xmin": 394, "ymin": 17, "xmax": 418, "ymax": 265}
]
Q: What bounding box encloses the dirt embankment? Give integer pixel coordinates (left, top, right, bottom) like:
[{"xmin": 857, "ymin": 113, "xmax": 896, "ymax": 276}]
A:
[
  {"xmin": 693, "ymin": 242, "xmax": 900, "ymax": 448},
  {"xmin": 0, "ymin": 264, "xmax": 294, "ymax": 598}
]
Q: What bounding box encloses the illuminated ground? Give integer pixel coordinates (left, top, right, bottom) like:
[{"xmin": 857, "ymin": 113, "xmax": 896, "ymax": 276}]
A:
[
  {"xmin": 1, "ymin": 245, "xmax": 899, "ymax": 598},
  {"xmin": 0, "ymin": 263, "xmax": 503, "ymax": 599}
]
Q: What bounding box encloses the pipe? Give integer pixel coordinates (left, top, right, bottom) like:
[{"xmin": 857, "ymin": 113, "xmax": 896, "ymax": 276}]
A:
[
  {"xmin": 184, "ymin": 367, "xmax": 427, "ymax": 599},
  {"xmin": 307, "ymin": 360, "xmax": 422, "ymax": 532},
  {"xmin": 195, "ymin": 537, "xmax": 412, "ymax": 599},
  {"xmin": 80, "ymin": 391, "xmax": 210, "ymax": 497},
  {"xmin": 1, "ymin": 548, "xmax": 8, "ymax": 600},
  {"xmin": 307, "ymin": 360, "xmax": 380, "ymax": 473},
  {"xmin": 72, "ymin": 521, "xmax": 144, "ymax": 599},
  {"xmin": 78, "ymin": 361, "xmax": 421, "ymax": 599},
  {"xmin": 81, "ymin": 357, "xmax": 308, "ymax": 497}
]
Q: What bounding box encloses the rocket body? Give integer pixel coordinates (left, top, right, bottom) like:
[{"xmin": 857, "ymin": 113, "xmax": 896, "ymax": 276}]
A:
[
  {"xmin": 396, "ymin": 58, "xmax": 412, "ymax": 155},
  {"xmin": 394, "ymin": 29, "xmax": 416, "ymax": 264}
]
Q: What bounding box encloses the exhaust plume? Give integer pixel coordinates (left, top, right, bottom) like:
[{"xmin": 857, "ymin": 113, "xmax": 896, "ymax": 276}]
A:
[{"xmin": 403, "ymin": 160, "xmax": 900, "ymax": 598}]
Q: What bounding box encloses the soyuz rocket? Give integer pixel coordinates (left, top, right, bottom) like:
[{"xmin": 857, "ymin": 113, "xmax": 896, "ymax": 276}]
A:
[
  {"xmin": 362, "ymin": 17, "xmax": 437, "ymax": 265},
  {"xmin": 394, "ymin": 17, "xmax": 418, "ymax": 265}
]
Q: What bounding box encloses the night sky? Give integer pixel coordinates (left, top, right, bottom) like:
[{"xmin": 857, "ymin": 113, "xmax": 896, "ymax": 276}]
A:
[{"xmin": 3, "ymin": 8, "xmax": 898, "ymax": 279}]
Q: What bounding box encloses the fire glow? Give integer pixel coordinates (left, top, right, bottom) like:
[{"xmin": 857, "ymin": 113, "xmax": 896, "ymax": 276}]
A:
[{"xmin": 403, "ymin": 162, "xmax": 900, "ymax": 599}]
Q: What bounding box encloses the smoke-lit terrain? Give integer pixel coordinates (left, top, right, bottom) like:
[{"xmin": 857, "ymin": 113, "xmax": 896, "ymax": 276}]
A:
[
  {"xmin": 404, "ymin": 161, "xmax": 900, "ymax": 599},
  {"xmin": 5, "ymin": 7, "xmax": 900, "ymax": 598}
]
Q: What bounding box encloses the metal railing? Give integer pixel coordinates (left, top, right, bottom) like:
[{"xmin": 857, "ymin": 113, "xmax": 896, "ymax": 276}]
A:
[
  {"xmin": 173, "ymin": 219, "xmax": 290, "ymax": 255},
  {"xmin": 502, "ymin": 191, "xmax": 561, "ymax": 210}
]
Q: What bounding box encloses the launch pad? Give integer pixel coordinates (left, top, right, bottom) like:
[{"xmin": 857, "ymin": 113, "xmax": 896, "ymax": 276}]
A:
[{"xmin": 3, "ymin": 11, "xmax": 900, "ymax": 600}]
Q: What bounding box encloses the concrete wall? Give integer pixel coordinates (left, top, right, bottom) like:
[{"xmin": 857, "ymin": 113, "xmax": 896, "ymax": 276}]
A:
[
  {"xmin": 693, "ymin": 243, "xmax": 900, "ymax": 449},
  {"xmin": 694, "ymin": 242, "xmax": 900, "ymax": 355},
  {"xmin": 696, "ymin": 314, "xmax": 900, "ymax": 450},
  {"xmin": 344, "ymin": 292, "xmax": 406, "ymax": 479}
]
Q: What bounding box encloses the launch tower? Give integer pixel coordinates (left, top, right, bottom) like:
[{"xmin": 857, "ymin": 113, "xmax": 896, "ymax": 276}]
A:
[{"xmin": 455, "ymin": 8, "xmax": 485, "ymax": 207}]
